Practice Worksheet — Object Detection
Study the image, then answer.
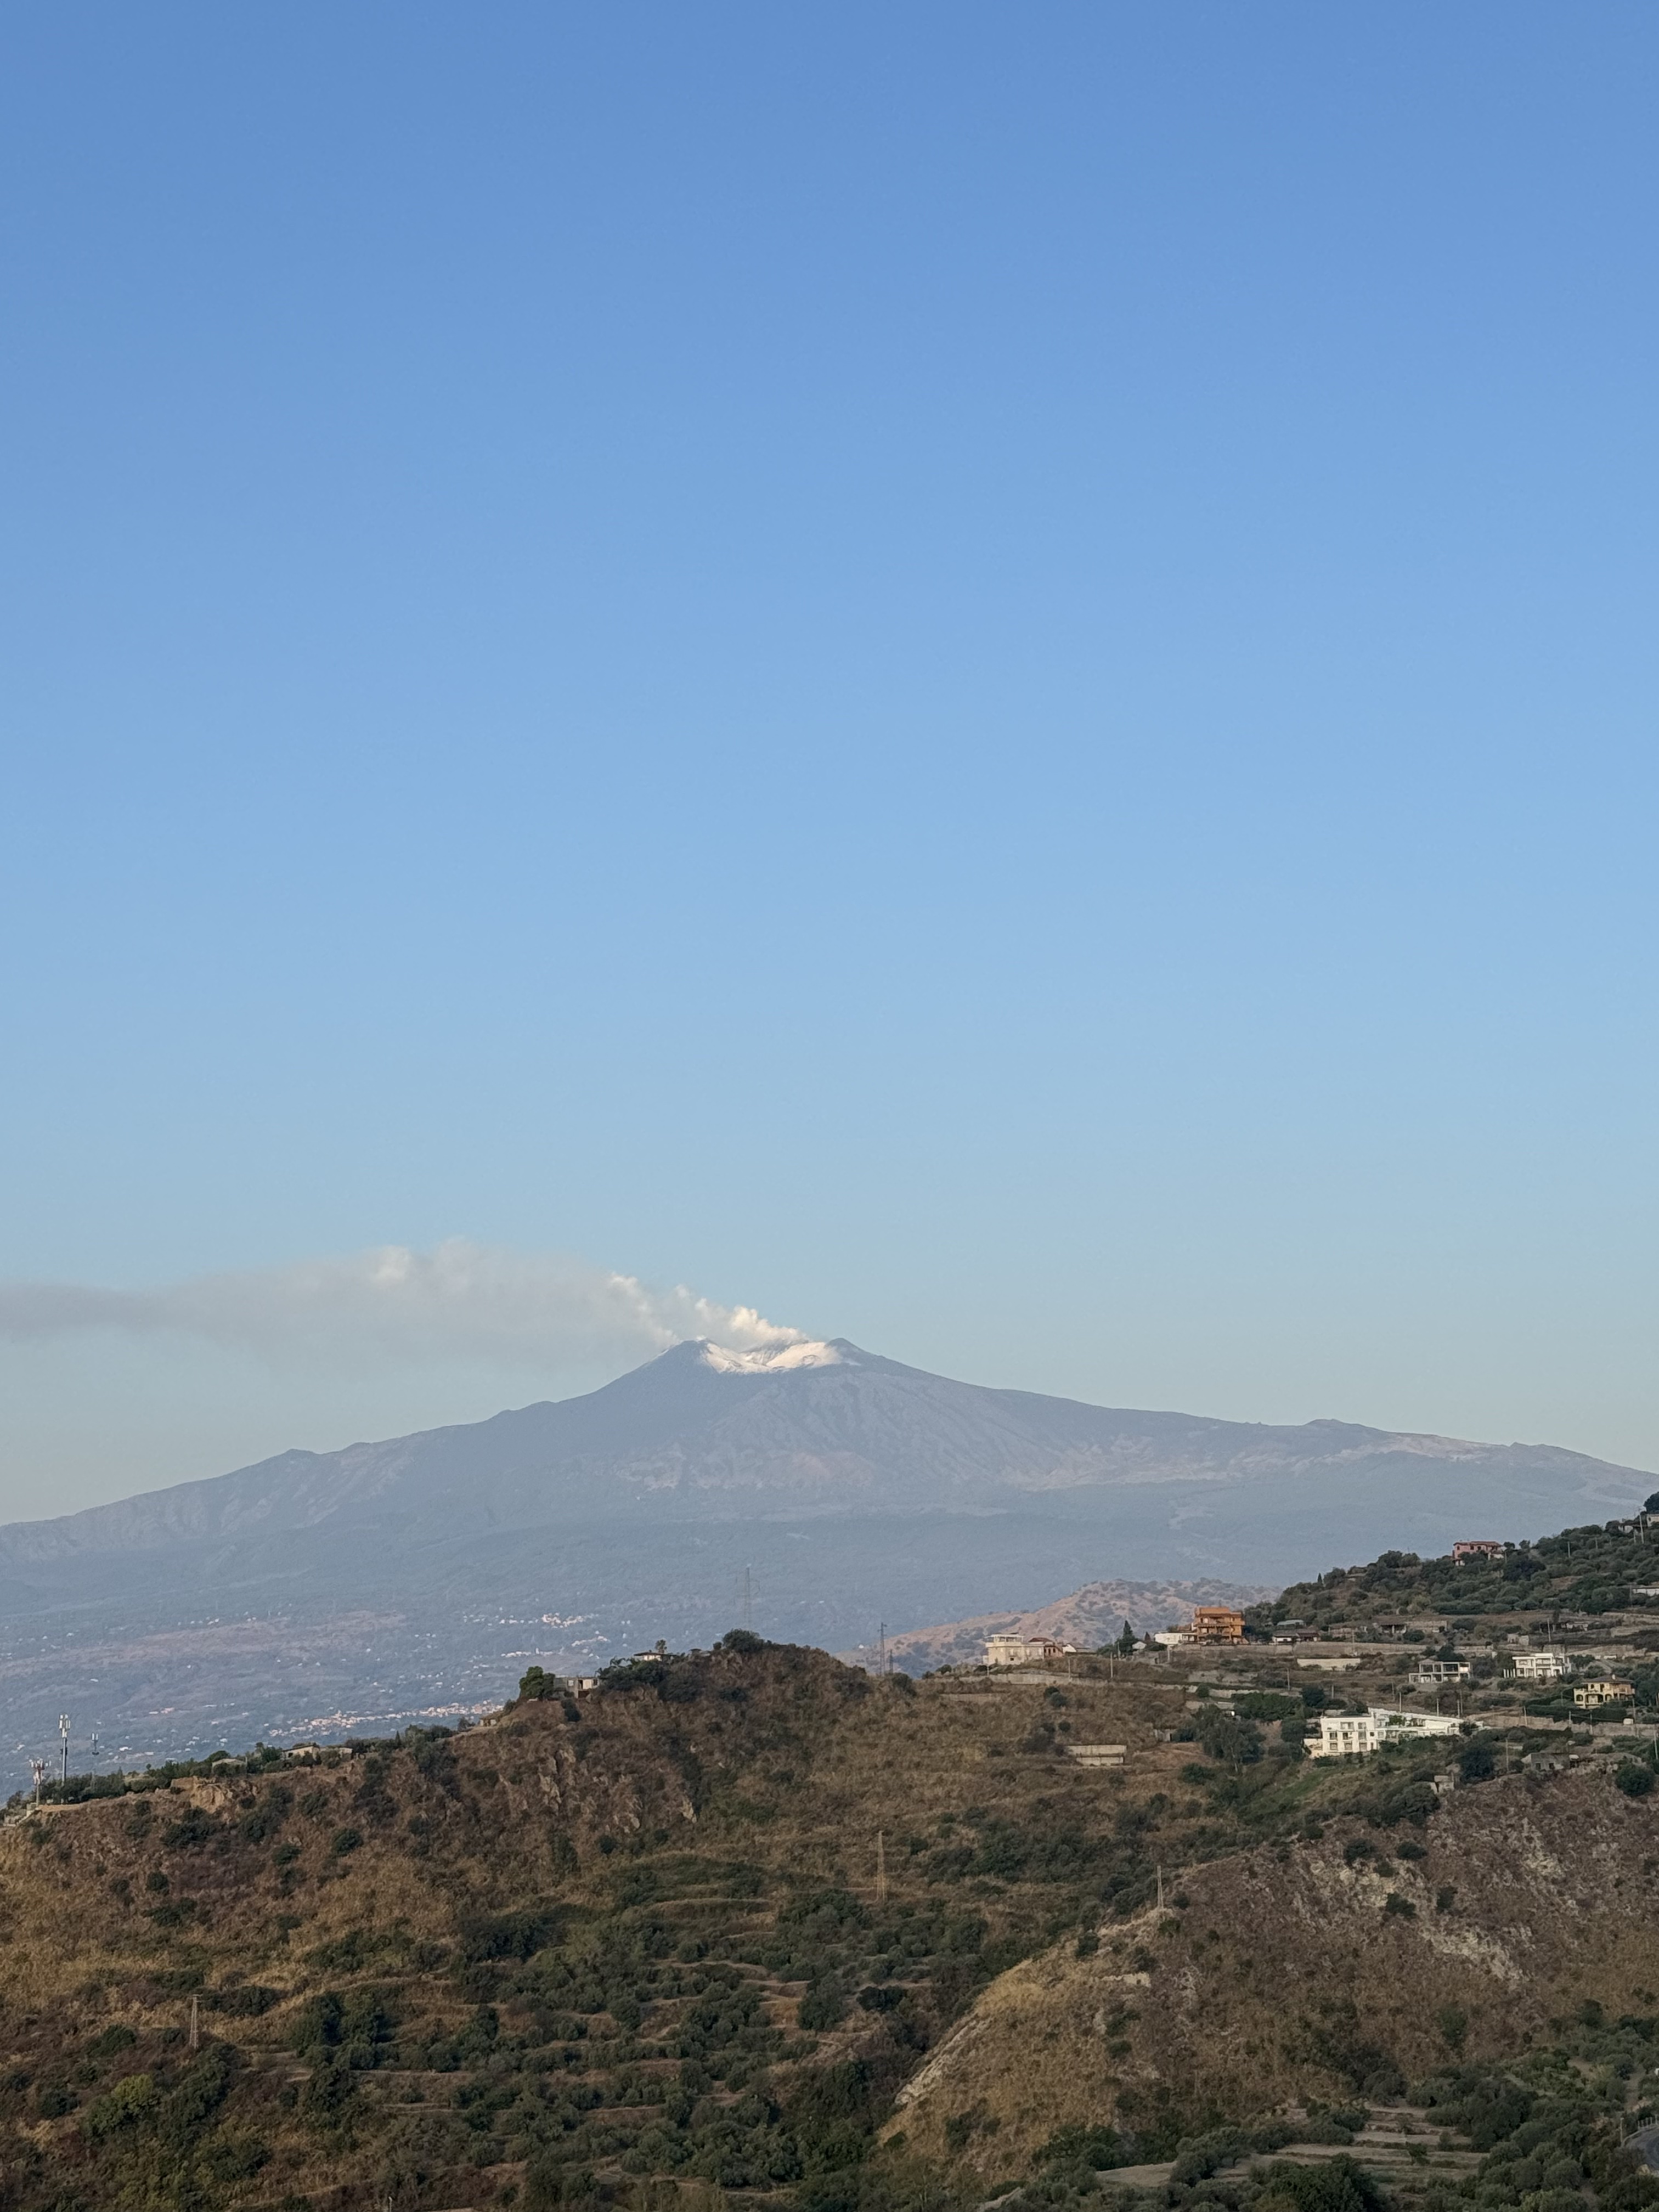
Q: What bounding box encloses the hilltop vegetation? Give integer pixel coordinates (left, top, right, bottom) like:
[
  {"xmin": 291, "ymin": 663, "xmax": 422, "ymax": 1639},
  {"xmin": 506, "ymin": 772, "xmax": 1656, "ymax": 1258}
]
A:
[
  {"xmin": 1, "ymin": 1619, "xmax": 1657, "ymax": 2212},
  {"xmin": 1259, "ymin": 1506, "xmax": 1659, "ymax": 1632}
]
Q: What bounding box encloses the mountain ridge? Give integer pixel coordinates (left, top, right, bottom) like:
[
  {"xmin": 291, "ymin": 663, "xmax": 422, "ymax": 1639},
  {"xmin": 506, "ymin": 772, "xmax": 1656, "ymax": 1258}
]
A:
[
  {"xmin": 0, "ymin": 1336, "xmax": 1650, "ymax": 1783},
  {"xmin": 4, "ymin": 1336, "xmax": 1643, "ymax": 1566}
]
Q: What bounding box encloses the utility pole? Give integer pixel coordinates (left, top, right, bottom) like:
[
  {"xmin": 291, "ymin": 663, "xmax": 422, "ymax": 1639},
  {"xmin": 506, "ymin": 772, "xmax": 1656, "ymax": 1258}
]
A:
[
  {"xmin": 878, "ymin": 1622, "xmax": 887, "ymax": 1675},
  {"xmin": 59, "ymin": 1715, "xmax": 70, "ymax": 1787},
  {"xmin": 742, "ymin": 1566, "xmax": 752, "ymax": 1634},
  {"xmin": 189, "ymin": 1995, "xmax": 199, "ymax": 2051},
  {"xmin": 876, "ymin": 1829, "xmax": 887, "ymax": 1906},
  {"xmin": 1155, "ymin": 1863, "xmax": 1164, "ymax": 1911}
]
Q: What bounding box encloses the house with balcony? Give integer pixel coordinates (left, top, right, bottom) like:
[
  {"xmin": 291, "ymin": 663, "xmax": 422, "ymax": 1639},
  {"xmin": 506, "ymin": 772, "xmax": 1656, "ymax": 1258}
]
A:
[
  {"xmin": 1414, "ymin": 1658, "xmax": 1471, "ymax": 1686},
  {"xmin": 1187, "ymin": 1606, "xmax": 1246, "ymax": 1645},
  {"xmin": 1310, "ymin": 1707, "xmax": 1462, "ymax": 1759},
  {"xmin": 1573, "ymin": 1677, "xmax": 1635, "ymax": 1709}
]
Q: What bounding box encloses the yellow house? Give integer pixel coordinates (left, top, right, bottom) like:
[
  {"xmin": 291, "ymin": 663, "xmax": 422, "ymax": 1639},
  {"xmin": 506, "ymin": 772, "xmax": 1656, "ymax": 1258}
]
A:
[{"xmin": 1572, "ymin": 1678, "xmax": 1635, "ymax": 1709}]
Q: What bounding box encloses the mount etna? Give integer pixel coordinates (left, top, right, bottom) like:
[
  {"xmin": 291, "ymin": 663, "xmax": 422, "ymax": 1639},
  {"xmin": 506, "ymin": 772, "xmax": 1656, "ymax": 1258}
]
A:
[{"xmin": 0, "ymin": 1338, "xmax": 1649, "ymax": 1784}]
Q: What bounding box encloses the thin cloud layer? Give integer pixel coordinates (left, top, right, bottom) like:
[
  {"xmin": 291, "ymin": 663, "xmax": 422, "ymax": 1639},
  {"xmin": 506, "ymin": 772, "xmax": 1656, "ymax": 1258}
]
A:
[{"xmin": 0, "ymin": 1242, "xmax": 805, "ymax": 1373}]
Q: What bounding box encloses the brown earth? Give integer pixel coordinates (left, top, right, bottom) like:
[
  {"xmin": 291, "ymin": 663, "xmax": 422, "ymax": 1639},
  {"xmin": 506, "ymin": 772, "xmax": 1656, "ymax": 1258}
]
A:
[
  {"xmin": 890, "ymin": 1763, "xmax": 1659, "ymax": 2180},
  {"xmin": 0, "ymin": 1639, "xmax": 1651, "ymax": 2212}
]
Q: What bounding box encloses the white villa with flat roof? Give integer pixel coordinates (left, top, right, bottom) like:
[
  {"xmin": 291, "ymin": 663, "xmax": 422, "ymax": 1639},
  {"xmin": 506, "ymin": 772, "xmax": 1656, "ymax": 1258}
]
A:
[{"xmin": 1310, "ymin": 1707, "xmax": 1463, "ymax": 1759}]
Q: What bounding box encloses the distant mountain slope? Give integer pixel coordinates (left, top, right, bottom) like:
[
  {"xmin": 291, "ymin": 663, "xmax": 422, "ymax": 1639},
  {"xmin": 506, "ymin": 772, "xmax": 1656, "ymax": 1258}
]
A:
[
  {"xmin": 845, "ymin": 1577, "xmax": 1279, "ymax": 1672},
  {"xmin": 0, "ymin": 1337, "xmax": 1649, "ymax": 1782}
]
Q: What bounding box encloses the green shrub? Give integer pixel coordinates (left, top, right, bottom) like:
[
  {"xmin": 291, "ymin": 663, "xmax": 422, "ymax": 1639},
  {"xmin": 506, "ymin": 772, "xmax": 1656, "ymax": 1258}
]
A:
[
  {"xmin": 1261, "ymin": 2154, "xmax": 1386, "ymax": 2212},
  {"xmin": 798, "ymin": 1980, "xmax": 848, "ymax": 2030},
  {"xmin": 1036, "ymin": 2123, "xmax": 1127, "ymax": 2170},
  {"xmin": 160, "ymin": 1805, "xmax": 215, "ymax": 1849},
  {"xmin": 1235, "ymin": 1692, "xmax": 1304, "ymax": 1723},
  {"xmin": 238, "ymin": 1785, "xmax": 292, "ymax": 1841},
  {"xmin": 81, "ymin": 2072, "xmax": 156, "ymax": 2137},
  {"xmin": 1170, "ymin": 2127, "xmax": 1248, "ymax": 2181}
]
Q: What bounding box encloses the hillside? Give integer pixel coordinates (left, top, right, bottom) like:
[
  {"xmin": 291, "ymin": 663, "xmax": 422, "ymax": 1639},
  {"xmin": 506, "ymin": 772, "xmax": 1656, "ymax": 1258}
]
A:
[
  {"xmin": 857, "ymin": 1578, "xmax": 1278, "ymax": 1672},
  {"xmin": 2, "ymin": 1339, "xmax": 1651, "ymax": 1786},
  {"xmin": 1259, "ymin": 1507, "xmax": 1659, "ymax": 1637},
  {"xmin": 4, "ymin": 1630, "xmax": 1659, "ymax": 2212}
]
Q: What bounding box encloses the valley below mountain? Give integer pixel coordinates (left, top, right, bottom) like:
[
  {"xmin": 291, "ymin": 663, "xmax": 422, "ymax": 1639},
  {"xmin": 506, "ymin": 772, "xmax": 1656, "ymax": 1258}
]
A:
[{"xmin": 1, "ymin": 1339, "xmax": 1650, "ymax": 1784}]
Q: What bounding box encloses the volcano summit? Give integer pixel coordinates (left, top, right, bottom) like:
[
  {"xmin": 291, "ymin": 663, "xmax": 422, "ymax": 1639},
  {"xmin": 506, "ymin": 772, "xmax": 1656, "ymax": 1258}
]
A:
[{"xmin": 0, "ymin": 1338, "xmax": 1647, "ymax": 1781}]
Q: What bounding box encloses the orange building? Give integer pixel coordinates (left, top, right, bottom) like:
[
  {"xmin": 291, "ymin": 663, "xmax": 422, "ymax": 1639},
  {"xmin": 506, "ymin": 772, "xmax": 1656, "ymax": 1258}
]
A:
[{"xmin": 1187, "ymin": 1606, "xmax": 1246, "ymax": 1645}]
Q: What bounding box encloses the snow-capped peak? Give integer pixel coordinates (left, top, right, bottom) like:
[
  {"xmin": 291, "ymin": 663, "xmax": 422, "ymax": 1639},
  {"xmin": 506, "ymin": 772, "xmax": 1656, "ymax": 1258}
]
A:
[{"xmin": 698, "ymin": 1338, "xmax": 843, "ymax": 1375}]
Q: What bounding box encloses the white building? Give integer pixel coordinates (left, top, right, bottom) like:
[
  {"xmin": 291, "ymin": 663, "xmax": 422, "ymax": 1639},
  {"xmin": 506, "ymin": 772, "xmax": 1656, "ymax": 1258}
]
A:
[
  {"xmin": 1065, "ymin": 1742, "xmax": 1126, "ymax": 1769},
  {"xmin": 1313, "ymin": 1713, "xmax": 1386, "ymax": 1759},
  {"xmin": 984, "ymin": 1635, "xmax": 1075, "ymax": 1668},
  {"xmin": 1414, "ymin": 1659, "xmax": 1471, "ymax": 1685},
  {"xmin": 1510, "ymin": 1650, "xmax": 1570, "ymax": 1683},
  {"xmin": 1311, "ymin": 1707, "xmax": 1462, "ymax": 1759}
]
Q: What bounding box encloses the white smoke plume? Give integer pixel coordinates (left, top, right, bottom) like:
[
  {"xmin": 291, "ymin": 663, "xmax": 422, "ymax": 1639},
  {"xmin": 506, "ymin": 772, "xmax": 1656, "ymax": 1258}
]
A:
[{"xmin": 0, "ymin": 1242, "xmax": 809, "ymax": 1373}]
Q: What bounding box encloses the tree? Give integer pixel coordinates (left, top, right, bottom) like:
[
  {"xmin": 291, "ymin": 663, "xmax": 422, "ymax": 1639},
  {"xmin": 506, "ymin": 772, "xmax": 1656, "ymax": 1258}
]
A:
[
  {"xmin": 1115, "ymin": 1620, "xmax": 1136, "ymax": 1657},
  {"xmin": 1458, "ymin": 1739, "xmax": 1497, "ymax": 1784}
]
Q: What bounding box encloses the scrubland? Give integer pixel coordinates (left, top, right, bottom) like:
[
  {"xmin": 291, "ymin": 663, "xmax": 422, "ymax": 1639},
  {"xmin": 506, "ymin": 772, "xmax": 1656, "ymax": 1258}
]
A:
[{"xmin": 0, "ymin": 1636, "xmax": 1655, "ymax": 2212}]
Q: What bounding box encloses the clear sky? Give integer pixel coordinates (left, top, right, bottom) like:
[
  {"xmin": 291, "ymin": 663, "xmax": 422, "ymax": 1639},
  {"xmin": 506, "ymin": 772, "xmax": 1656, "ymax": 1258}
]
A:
[{"xmin": 4, "ymin": 3, "xmax": 1658, "ymax": 1517}]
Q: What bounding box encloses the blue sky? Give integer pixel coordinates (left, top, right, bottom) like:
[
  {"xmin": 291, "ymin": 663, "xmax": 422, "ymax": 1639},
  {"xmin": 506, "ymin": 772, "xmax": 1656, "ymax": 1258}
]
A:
[{"xmin": 3, "ymin": 3, "xmax": 1658, "ymax": 1512}]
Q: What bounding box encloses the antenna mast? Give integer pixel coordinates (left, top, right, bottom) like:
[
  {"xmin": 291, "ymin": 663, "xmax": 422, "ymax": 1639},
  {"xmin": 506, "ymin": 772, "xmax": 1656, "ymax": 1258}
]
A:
[{"xmin": 59, "ymin": 1714, "xmax": 70, "ymax": 1787}]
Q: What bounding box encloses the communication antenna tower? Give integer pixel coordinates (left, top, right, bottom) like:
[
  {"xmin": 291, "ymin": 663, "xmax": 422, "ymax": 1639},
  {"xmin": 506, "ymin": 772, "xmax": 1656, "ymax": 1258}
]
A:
[
  {"xmin": 29, "ymin": 1759, "xmax": 46, "ymax": 1807},
  {"xmin": 59, "ymin": 1715, "xmax": 70, "ymax": 1786}
]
